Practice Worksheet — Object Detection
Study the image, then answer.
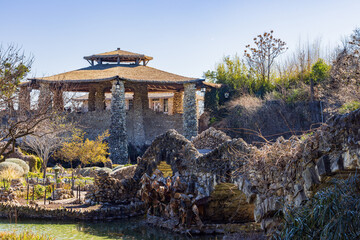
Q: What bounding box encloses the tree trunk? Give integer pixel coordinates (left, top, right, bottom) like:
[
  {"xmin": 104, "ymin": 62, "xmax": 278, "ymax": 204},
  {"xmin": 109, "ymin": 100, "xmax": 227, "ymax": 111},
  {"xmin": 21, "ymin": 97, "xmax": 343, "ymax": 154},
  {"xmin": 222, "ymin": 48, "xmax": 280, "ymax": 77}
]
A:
[{"xmin": 42, "ymin": 159, "xmax": 47, "ymax": 179}]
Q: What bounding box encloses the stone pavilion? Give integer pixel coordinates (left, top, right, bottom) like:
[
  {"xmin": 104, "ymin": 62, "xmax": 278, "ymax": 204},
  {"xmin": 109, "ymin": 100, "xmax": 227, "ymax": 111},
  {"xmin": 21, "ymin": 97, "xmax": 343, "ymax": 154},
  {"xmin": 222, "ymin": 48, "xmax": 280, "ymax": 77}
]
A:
[{"xmin": 20, "ymin": 49, "xmax": 218, "ymax": 163}]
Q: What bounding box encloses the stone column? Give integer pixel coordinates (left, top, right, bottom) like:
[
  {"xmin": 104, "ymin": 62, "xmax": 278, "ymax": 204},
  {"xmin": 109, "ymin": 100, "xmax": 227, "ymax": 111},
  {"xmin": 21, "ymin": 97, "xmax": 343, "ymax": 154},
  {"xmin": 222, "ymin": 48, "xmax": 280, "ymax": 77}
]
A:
[
  {"xmin": 19, "ymin": 86, "xmax": 31, "ymax": 112},
  {"xmin": 132, "ymin": 84, "xmax": 148, "ymax": 146},
  {"xmin": 109, "ymin": 80, "xmax": 128, "ymax": 164},
  {"xmin": 52, "ymin": 88, "xmax": 64, "ymax": 112},
  {"xmin": 88, "ymin": 88, "xmax": 96, "ymax": 111},
  {"xmin": 183, "ymin": 83, "xmax": 198, "ymax": 139},
  {"xmin": 95, "ymin": 85, "xmax": 105, "ymax": 111},
  {"xmin": 38, "ymin": 83, "xmax": 52, "ymax": 110},
  {"xmin": 173, "ymin": 91, "xmax": 183, "ymax": 114}
]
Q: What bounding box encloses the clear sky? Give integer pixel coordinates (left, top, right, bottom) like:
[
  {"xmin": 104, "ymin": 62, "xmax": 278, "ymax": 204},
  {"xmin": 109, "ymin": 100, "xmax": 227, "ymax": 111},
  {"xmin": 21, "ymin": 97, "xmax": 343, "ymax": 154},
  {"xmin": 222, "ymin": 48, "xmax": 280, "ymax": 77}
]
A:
[{"xmin": 1, "ymin": 0, "xmax": 359, "ymax": 79}]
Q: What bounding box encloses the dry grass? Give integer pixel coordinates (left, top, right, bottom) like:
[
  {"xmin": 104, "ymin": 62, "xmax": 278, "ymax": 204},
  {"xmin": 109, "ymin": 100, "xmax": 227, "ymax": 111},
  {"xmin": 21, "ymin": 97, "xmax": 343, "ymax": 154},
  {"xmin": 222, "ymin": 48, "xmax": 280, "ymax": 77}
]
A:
[
  {"xmin": 0, "ymin": 231, "xmax": 54, "ymax": 240},
  {"xmin": 228, "ymin": 95, "xmax": 263, "ymax": 112},
  {"xmin": 0, "ymin": 168, "xmax": 23, "ymax": 182}
]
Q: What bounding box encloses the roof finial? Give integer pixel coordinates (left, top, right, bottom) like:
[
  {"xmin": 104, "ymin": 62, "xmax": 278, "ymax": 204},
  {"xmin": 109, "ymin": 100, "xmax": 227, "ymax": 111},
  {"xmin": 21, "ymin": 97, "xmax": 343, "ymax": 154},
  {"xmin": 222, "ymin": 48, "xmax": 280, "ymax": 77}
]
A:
[{"xmin": 117, "ymin": 48, "xmax": 120, "ymax": 50}]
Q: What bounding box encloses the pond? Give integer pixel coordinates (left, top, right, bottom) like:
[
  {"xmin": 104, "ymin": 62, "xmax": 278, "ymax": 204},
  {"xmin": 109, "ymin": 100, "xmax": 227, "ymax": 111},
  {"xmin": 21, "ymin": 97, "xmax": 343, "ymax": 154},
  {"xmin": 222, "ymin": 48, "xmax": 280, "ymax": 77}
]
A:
[{"xmin": 0, "ymin": 218, "xmax": 220, "ymax": 240}]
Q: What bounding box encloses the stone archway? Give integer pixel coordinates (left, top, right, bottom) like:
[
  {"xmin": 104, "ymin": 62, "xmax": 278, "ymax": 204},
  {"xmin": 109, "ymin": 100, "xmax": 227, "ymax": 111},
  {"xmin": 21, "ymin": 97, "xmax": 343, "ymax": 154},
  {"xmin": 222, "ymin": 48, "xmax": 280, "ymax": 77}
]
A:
[{"xmin": 133, "ymin": 129, "xmax": 200, "ymax": 181}]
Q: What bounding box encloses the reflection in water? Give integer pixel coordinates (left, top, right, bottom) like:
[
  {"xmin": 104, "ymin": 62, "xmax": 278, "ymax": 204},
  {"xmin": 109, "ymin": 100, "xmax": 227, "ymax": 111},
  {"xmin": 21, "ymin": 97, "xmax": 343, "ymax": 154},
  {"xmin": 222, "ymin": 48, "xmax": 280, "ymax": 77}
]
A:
[{"xmin": 0, "ymin": 218, "xmax": 220, "ymax": 240}]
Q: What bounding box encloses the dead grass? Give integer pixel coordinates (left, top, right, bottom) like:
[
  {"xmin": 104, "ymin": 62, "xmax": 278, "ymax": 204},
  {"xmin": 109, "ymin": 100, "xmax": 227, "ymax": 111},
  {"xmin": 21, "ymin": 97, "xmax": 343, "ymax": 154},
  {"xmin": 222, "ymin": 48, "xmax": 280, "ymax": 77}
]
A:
[{"xmin": 228, "ymin": 95, "xmax": 263, "ymax": 112}]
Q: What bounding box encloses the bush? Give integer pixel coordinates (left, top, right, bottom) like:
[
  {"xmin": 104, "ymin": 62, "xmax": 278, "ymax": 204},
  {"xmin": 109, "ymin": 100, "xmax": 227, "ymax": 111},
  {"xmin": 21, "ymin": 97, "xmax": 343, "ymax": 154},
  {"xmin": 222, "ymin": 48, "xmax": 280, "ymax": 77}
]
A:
[
  {"xmin": 273, "ymin": 175, "xmax": 360, "ymax": 240},
  {"xmin": 5, "ymin": 158, "xmax": 30, "ymax": 175},
  {"xmin": 0, "ymin": 162, "xmax": 24, "ymax": 178},
  {"xmin": 339, "ymin": 101, "xmax": 360, "ymax": 114},
  {"xmin": 286, "ymin": 88, "xmax": 309, "ymax": 104}
]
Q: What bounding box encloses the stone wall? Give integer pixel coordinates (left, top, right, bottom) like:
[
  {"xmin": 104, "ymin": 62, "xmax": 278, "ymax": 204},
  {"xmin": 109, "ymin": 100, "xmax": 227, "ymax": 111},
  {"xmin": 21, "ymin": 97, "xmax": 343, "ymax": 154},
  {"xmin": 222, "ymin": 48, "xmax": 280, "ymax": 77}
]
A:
[
  {"xmin": 0, "ymin": 201, "xmax": 145, "ymax": 220},
  {"xmin": 192, "ymin": 127, "xmax": 231, "ymax": 149},
  {"xmin": 68, "ymin": 109, "xmax": 183, "ymax": 146}
]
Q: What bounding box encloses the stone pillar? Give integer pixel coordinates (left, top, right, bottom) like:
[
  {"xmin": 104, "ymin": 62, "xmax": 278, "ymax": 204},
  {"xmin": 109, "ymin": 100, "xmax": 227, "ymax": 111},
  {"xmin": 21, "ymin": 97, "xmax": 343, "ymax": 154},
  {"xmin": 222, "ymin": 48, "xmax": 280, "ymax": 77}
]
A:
[
  {"xmin": 95, "ymin": 85, "xmax": 105, "ymax": 111},
  {"xmin": 132, "ymin": 84, "xmax": 148, "ymax": 146},
  {"xmin": 109, "ymin": 80, "xmax": 128, "ymax": 164},
  {"xmin": 183, "ymin": 83, "xmax": 198, "ymax": 139},
  {"xmin": 52, "ymin": 88, "xmax": 64, "ymax": 112},
  {"xmin": 19, "ymin": 86, "xmax": 31, "ymax": 112},
  {"xmin": 38, "ymin": 83, "xmax": 52, "ymax": 110},
  {"xmin": 88, "ymin": 88, "xmax": 96, "ymax": 111},
  {"xmin": 173, "ymin": 91, "xmax": 183, "ymax": 114}
]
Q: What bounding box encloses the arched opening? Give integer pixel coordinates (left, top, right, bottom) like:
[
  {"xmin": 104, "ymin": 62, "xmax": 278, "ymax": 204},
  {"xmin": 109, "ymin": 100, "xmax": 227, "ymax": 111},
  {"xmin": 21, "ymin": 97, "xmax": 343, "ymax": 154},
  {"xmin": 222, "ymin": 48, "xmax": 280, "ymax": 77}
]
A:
[
  {"xmin": 202, "ymin": 183, "xmax": 255, "ymax": 223},
  {"xmin": 157, "ymin": 161, "xmax": 173, "ymax": 177}
]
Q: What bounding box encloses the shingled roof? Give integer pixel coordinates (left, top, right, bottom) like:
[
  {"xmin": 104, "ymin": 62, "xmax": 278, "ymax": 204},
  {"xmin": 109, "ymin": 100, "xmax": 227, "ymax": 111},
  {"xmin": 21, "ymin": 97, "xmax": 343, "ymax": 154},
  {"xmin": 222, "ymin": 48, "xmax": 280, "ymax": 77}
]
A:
[
  {"xmin": 84, "ymin": 48, "xmax": 153, "ymax": 62},
  {"xmin": 29, "ymin": 64, "xmax": 200, "ymax": 84}
]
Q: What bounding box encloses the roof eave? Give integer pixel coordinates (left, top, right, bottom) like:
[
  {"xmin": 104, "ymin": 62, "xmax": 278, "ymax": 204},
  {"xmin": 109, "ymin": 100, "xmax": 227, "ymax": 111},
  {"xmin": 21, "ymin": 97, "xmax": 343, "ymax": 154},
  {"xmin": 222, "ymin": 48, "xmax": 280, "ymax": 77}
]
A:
[{"xmin": 28, "ymin": 77, "xmax": 204, "ymax": 85}]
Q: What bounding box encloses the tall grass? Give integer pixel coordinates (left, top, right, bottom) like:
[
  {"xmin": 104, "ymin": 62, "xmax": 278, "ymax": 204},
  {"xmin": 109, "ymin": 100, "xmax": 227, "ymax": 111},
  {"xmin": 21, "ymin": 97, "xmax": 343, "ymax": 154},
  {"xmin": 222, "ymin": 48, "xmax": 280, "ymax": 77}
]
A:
[
  {"xmin": 0, "ymin": 231, "xmax": 55, "ymax": 240},
  {"xmin": 273, "ymin": 175, "xmax": 360, "ymax": 240}
]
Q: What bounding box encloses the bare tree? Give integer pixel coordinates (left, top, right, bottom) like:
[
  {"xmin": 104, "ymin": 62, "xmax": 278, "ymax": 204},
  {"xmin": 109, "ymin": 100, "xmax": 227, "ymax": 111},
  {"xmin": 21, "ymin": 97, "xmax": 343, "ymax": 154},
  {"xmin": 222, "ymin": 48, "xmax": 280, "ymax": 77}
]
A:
[
  {"xmin": 331, "ymin": 28, "xmax": 360, "ymax": 87},
  {"xmin": 0, "ymin": 44, "xmax": 56, "ymax": 159},
  {"xmin": 22, "ymin": 117, "xmax": 73, "ymax": 178},
  {"xmin": 244, "ymin": 30, "xmax": 288, "ymax": 85}
]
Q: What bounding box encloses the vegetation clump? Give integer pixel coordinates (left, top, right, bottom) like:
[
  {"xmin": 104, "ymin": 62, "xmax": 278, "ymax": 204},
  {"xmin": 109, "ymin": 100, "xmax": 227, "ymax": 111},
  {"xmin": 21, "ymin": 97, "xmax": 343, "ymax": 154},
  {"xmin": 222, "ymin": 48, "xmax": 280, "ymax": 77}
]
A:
[
  {"xmin": 5, "ymin": 158, "xmax": 30, "ymax": 175},
  {"xmin": 273, "ymin": 175, "xmax": 360, "ymax": 240},
  {"xmin": 0, "ymin": 231, "xmax": 54, "ymax": 240},
  {"xmin": 339, "ymin": 100, "xmax": 360, "ymax": 114},
  {"xmin": 0, "ymin": 162, "xmax": 24, "ymax": 178}
]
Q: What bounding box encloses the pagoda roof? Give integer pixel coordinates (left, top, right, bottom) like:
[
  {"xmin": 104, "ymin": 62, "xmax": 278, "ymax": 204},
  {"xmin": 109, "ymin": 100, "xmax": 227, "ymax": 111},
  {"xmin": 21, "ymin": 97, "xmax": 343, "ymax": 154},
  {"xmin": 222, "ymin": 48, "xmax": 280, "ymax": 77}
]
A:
[
  {"xmin": 29, "ymin": 64, "xmax": 200, "ymax": 84},
  {"xmin": 84, "ymin": 48, "xmax": 153, "ymax": 63}
]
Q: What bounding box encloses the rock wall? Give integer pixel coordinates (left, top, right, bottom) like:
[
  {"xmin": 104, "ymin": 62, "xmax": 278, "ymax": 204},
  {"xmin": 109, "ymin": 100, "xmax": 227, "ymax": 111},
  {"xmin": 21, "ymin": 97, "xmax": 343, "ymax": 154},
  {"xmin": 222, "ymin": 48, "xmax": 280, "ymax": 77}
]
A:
[{"xmin": 0, "ymin": 201, "xmax": 145, "ymax": 220}]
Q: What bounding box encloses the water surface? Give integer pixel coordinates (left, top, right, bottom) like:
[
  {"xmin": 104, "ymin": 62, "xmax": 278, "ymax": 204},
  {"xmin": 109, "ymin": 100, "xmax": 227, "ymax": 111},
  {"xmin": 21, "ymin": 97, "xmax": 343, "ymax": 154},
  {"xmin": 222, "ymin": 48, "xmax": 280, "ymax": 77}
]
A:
[{"xmin": 0, "ymin": 218, "xmax": 220, "ymax": 240}]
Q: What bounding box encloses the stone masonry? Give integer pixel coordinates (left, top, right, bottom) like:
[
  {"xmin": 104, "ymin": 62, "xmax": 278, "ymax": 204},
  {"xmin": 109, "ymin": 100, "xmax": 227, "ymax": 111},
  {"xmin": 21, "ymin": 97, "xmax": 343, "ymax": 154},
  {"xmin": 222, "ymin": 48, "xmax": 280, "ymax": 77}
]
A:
[
  {"xmin": 109, "ymin": 80, "xmax": 128, "ymax": 164},
  {"xmin": 95, "ymin": 84, "xmax": 105, "ymax": 111},
  {"xmin": 19, "ymin": 85, "xmax": 31, "ymax": 112},
  {"xmin": 132, "ymin": 84, "xmax": 147, "ymax": 146},
  {"xmin": 173, "ymin": 91, "xmax": 183, "ymax": 114},
  {"xmin": 52, "ymin": 88, "xmax": 64, "ymax": 111},
  {"xmin": 38, "ymin": 83, "xmax": 52, "ymax": 110},
  {"xmin": 183, "ymin": 83, "xmax": 198, "ymax": 139},
  {"xmin": 88, "ymin": 87, "xmax": 96, "ymax": 111}
]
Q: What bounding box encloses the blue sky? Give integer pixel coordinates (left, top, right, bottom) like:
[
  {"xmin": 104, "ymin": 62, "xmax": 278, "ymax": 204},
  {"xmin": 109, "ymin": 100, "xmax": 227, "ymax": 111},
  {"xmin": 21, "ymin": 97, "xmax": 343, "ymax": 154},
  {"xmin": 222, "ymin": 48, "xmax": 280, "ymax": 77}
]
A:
[{"xmin": 1, "ymin": 0, "xmax": 359, "ymax": 79}]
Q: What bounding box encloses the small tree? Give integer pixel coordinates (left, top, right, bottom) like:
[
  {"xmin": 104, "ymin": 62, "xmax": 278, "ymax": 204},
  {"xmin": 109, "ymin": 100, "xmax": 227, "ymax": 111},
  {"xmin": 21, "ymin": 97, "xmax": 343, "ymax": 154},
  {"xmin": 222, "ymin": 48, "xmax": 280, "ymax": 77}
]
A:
[
  {"xmin": 57, "ymin": 130, "xmax": 109, "ymax": 167},
  {"xmin": 244, "ymin": 30, "xmax": 287, "ymax": 96},
  {"xmin": 309, "ymin": 58, "xmax": 331, "ymax": 101},
  {"xmin": 205, "ymin": 55, "xmax": 251, "ymax": 93}
]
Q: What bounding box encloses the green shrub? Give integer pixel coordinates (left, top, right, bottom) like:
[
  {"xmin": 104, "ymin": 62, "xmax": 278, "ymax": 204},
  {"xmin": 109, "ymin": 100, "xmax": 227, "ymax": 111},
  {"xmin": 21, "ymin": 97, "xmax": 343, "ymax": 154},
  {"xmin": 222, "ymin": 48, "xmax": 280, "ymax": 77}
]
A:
[
  {"xmin": 5, "ymin": 158, "xmax": 30, "ymax": 175},
  {"xmin": 286, "ymin": 88, "xmax": 309, "ymax": 104},
  {"xmin": 339, "ymin": 101, "xmax": 360, "ymax": 114},
  {"xmin": 273, "ymin": 175, "xmax": 360, "ymax": 240},
  {"xmin": 0, "ymin": 162, "xmax": 25, "ymax": 177},
  {"xmin": 32, "ymin": 185, "xmax": 48, "ymax": 199},
  {"xmin": 28, "ymin": 172, "xmax": 42, "ymax": 179},
  {"xmin": 209, "ymin": 117, "xmax": 218, "ymax": 125},
  {"xmin": 32, "ymin": 156, "xmax": 42, "ymax": 173}
]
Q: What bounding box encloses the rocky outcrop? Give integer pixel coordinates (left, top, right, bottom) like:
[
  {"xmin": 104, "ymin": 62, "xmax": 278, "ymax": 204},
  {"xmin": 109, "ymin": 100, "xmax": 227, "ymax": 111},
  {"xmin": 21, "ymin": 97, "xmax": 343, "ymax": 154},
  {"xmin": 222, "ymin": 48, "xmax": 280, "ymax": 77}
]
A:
[
  {"xmin": 52, "ymin": 188, "xmax": 74, "ymax": 200},
  {"xmin": 85, "ymin": 170, "xmax": 138, "ymax": 205},
  {"xmin": 0, "ymin": 188, "xmax": 18, "ymax": 203},
  {"xmin": 111, "ymin": 165, "xmax": 137, "ymax": 180}
]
